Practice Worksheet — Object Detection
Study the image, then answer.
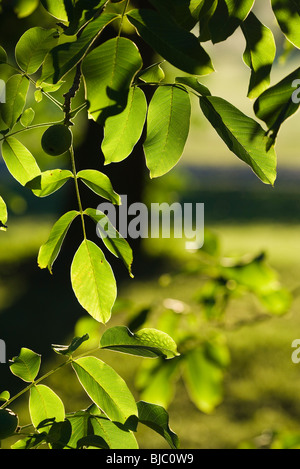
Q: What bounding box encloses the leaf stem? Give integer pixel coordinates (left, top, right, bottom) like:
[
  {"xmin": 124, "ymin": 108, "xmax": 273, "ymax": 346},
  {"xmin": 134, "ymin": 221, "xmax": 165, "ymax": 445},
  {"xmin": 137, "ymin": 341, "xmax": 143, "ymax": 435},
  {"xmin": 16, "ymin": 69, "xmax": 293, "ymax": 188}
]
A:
[
  {"xmin": 1, "ymin": 359, "xmax": 72, "ymax": 410},
  {"xmin": 0, "ymin": 121, "xmax": 64, "ymax": 142},
  {"xmin": 69, "ymin": 144, "xmax": 87, "ymax": 240},
  {"xmin": 118, "ymin": 0, "xmax": 130, "ymax": 37}
]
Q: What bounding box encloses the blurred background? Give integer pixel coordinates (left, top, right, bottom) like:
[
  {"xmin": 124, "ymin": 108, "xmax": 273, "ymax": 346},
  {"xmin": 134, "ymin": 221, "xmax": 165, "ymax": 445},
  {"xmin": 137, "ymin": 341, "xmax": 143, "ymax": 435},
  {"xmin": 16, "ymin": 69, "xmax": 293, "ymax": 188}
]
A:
[{"xmin": 1, "ymin": 1, "xmax": 300, "ymax": 449}]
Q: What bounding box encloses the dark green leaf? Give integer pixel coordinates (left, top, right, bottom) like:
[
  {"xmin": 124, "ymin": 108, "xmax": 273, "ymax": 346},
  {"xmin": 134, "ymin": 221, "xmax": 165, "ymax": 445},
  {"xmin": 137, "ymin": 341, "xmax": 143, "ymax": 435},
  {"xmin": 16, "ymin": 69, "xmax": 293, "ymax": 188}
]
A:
[
  {"xmin": 51, "ymin": 334, "xmax": 89, "ymax": 356},
  {"xmin": 38, "ymin": 12, "xmax": 118, "ymax": 85},
  {"xmin": 199, "ymin": 96, "xmax": 277, "ymax": 185},
  {"xmin": 148, "ymin": 0, "xmax": 205, "ymax": 30},
  {"xmin": 271, "ymin": 0, "xmax": 300, "ymax": 48},
  {"xmin": 208, "ymin": 0, "xmax": 255, "ymax": 43},
  {"xmin": 253, "ymin": 67, "xmax": 300, "ymax": 145},
  {"xmin": 127, "ymin": 9, "xmax": 214, "ymax": 75},
  {"xmin": 137, "ymin": 401, "xmax": 179, "ymax": 449}
]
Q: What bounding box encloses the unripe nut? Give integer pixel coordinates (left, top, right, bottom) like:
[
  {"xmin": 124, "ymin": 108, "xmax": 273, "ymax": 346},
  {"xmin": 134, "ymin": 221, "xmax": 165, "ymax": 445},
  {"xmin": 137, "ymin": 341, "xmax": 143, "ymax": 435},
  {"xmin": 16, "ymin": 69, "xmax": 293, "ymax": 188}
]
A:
[
  {"xmin": 41, "ymin": 124, "xmax": 72, "ymax": 156},
  {"xmin": 0, "ymin": 408, "xmax": 19, "ymax": 440}
]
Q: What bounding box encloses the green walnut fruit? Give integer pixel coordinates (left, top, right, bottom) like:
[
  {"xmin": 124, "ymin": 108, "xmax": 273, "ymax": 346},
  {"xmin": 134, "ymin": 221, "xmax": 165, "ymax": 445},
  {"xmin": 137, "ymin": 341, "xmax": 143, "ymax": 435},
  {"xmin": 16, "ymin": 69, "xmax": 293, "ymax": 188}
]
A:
[
  {"xmin": 0, "ymin": 408, "xmax": 18, "ymax": 440},
  {"xmin": 41, "ymin": 124, "xmax": 72, "ymax": 156}
]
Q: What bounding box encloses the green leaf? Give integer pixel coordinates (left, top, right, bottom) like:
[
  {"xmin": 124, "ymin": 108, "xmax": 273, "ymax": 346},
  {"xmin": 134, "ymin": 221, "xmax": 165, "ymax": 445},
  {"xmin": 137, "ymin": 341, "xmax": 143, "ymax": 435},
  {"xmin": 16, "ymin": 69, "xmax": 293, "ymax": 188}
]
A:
[
  {"xmin": 72, "ymin": 356, "xmax": 138, "ymax": 424},
  {"xmin": 1, "ymin": 137, "xmax": 41, "ymax": 186},
  {"xmin": 66, "ymin": 411, "xmax": 90, "ymax": 449},
  {"xmin": 241, "ymin": 12, "xmax": 276, "ymax": 99},
  {"xmin": 77, "ymin": 170, "xmax": 121, "ymax": 204},
  {"xmin": 127, "ymin": 9, "xmax": 214, "ymax": 75},
  {"xmin": 175, "ymin": 76, "xmax": 211, "ymax": 96},
  {"xmin": 29, "ymin": 385, "xmax": 65, "ymax": 430},
  {"xmin": 11, "ymin": 433, "xmax": 47, "ymax": 450},
  {"xmin": 52, "ymin": 334, "xmax": 89, "ymax": 356},
  {"xmin": 15, "ymin": 27, "xmax": 59, "ymax": 75},
  {"xmin": 182, "ymin": 347, "xmax": 224, "ymax": 414},
  {"xmin": 20, "ymin": 107, "xmax": 35, "ymax": 127},
  {"xmin": 0, "ymin": 74, "xmax": 29, "ymax": 129},
  {"xmin": 199, "ymin": 96, "xmax": 277, "ymax": 185},
  {"xmin": 0, "ymin": 45, "xmax": 7, "ymax": 64},
  {"xmin": 13, "ymin": 0, "xmax": 39, "ymax": 18},
  {"xmin": 198, "ymin": 0, "xmax": 218, "ymax": 42},
  {"xmin": 40, "ymin": 0, "xmax": 69, "ymax": 22},
  {"xmin": 136, "ymin": 359, "xmax": 180, "ymax": 409},
  {"xmin": 148, "ymin": 0, "xmax": 205, "ymax": 30},
  {"xmin": 67, "ymin": 1, "xmax": 108, "ymax": 35},
  {"xmin": 102, "ymin": 86, "xmax": 147, "ymax": 164},
  {"xmin": 0, "ymin": 391, "xmax": 10, "ymax": 403},
  {"xmin": 70, "ymin": 239, "xmax": 117, "ymax": 323},
  {"xmin": 271, "ymin": 0, "xmax": 300, "ymax": 49},
  {"xmin": 100, "ymin": 326, "xmax": 179, "ymax": 359},
  {"xmin": 208, "ymin": 0, "xmax": 255, "ymax": 43},
  {"xmin": 0, "ymin": 197, "xmax": 8, "ymax": 231},
  {"xmin": 38, "ymin": 12, "xmax": 118, "ymax": 85},
  {"xmin": 9, "ymin": 348, "xmax": 41, "ymax": 382},
  {"xmin": 91, "ymin": 415, "xmax": 138, "ymax": 449},
  {"xmin": 27, "ymin": 169, "xmax": 73, "ymax": 198},
  {"xmin": 82, "ymin": 37, "xmax": 143, "ymax": 124},
  {"xmin": 84, "ymin": 208, "xmax": 133, "ymax": 277},
  {"xmin": 137, "ymin": 401, "xmax": 179, "ymax": 449},
  {"xmin": 144, "ymin": 85, "xmax": 191, "ymax": 178},
  {"xmin": 253, "ymin": 67, "xmax": 300, "ymax": 144},
  {"xmin": 38, "ymin": 210, "xmax": 79, "ymax": 273},
  {"xmin": 137, "ymin": 62, "xmax": 165, "ymax": 83}
]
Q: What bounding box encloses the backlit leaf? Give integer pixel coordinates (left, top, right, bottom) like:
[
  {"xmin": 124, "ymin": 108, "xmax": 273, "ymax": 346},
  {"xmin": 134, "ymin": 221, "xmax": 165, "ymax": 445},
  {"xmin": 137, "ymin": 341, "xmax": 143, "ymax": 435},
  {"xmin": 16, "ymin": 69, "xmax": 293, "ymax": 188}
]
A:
[
  {"xmin": 15, "ymin": 27, "xmax": 59, "ymax": 75},
  {"xmin": 70, "ymin": 239, "xmax": 117, "ymax": 323},
  {"xmin": 29, "ymin": 385, "xmax": 65, "ymax": 430},
  {"xmin": 1, "ymin": 137, "xmax": 41, "ymax": 186},
  {"xmin": 72, "ymin": 356, "xmax": 138, "ymax": 423},
  {"xmin": 102, "ymin": 86, "xmax": 147, "ymax": 164},
  {"xmin": 82, "ymin": 37, "xmax": 143, "ymax": 124},
  {"xmin": 38, "ymin": 210, "xmax": 79, "ymax": 273},
  {"xmin": 10, "ymin": 348, "xmax": 41, "ymax": 382},
  {"xmin": 1, "ymin": 75, "xmax": 29, "ymax": 129},
  {"xmin": 144, "ymin": 85, "xmax": 191, "ymax": 178}
]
